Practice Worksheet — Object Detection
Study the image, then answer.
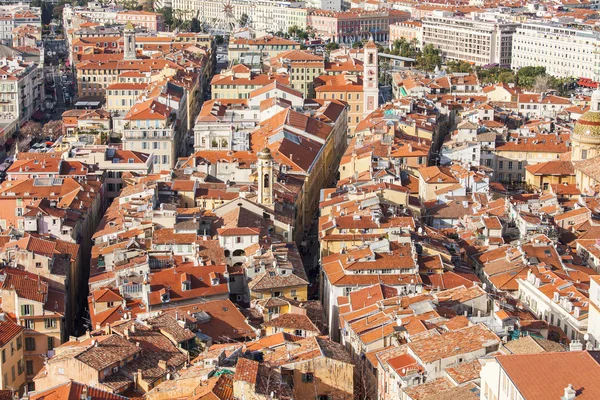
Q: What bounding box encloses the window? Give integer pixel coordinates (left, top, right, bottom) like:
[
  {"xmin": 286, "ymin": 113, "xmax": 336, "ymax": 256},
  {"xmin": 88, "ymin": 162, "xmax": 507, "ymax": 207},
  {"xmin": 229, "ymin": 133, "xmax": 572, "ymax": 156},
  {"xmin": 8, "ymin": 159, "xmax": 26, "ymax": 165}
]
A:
[
  {"xmin": 499, "ymin": 161, "xmax": 503, "ymax": 169},
  {"xmin": 24, "ymin": 320, "xmax": 34, "ymax": 330},
  {"xmin": 582, "ymin": 149, "xmax": 588, "ymax": 160},
  {"xmin": 3, "ymin": 373, "xmax": 6, "ymax": 385},
  {"xmin": 1, "ymin": 349, "xmax": 5, "ymax": 363},
  {"xmin": 11, "ymin": 366, "xmax": 14, "ymax": 382},
  {"xmin": 508, "ymin": 161, "xmax": 513, "ymax": 170},
  {"xmin": 44, "ymin": 319, "xmax": 57, "ymax": 329},
  {"xmin": 25, "ymin": 337, "xmax": 35, "ymax": 351},
  {"xmin": 302, "ymin": 372, "xmax": 314, "ymax": 383},
  {"xmin": 16, "ymin": 336, "xmax": 21, "ymax": 350},
  {"xmin": 17, "ymin": 359, "xmax": 23, "ymax": 376},
  {"xmin": 236, "ymin": 237, "xmax": 242, "ymax": 244},
  {"xmin": 290, "ymin": 289, "xmax": 297, "ymax": 297},
  {"xmin": 47, "ymin": 336, "xmax": 54, "ymax": 350},
  {"xmin": 25, "ymin": 361, "xmax": 33, "ymax": 376}
]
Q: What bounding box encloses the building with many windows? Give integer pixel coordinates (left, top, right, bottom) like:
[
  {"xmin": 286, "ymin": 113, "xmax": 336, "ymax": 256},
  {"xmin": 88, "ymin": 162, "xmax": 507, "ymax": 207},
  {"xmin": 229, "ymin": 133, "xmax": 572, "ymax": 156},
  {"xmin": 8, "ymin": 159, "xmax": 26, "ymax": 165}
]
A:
[
  {"xmin": 308, "ymin": 8, "xmax": 409, "ymax": 44},
  {"xmin": 422, "ymin": 11, "xmax": 518, "ymax": 66},
  {"xmin": 512, "ymin": 23, "xmax": 600, "ymax": 81},
  {"xmin": 167, "ymin": 0, "xmax": 307, "ymax": 33},
  {"xmin": 0, "ymin": 315, "xmax": 25, "ymax": 393},
  {"xmin": 122, "ymin": 99, "xmax": 179, "ymax": 173}
]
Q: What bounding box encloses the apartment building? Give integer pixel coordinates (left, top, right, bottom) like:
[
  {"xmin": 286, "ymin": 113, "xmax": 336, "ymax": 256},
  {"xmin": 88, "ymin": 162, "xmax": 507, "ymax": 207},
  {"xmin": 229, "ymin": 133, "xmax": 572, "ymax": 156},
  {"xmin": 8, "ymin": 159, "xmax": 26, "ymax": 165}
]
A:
[
  {"xmin": 519, "ymin": 269, "xmax": 588, "ymax": 342},
  {"xmin": 480, "ymin": 351, "xmax": 600, "ymax": 400},
  {"xmin": 75, "ymin": 59, "xmax": 179, "ymax": 98},
  {"xmin": 422, "ymin": 11, "xmax": 518, "ymax": 66},
  {"xmin": 0, "ymin": 56, "xmax": 44, "ymax": 126},
  {"xmin": 512, "ymin": 23, "xmax": 600, "ymax": 81},
  {"xmin": 389, "ymin": 20, "xmax": 423, "ymax": 49},
  {"xmin": 210, "ymin": 64, "xmax": 290, "ymax": 100},
  {"xmin": 493, "ymin": 133, "xmax": 570, "ymax": 184},
  {"xmin": 169, "ymin": 0, "xmax": 306, "ymax": 33},
  {"xmin": 0, "ymin": 269, "xmax": 64, "ymax": 391},
  {"xmin": 308, "ymin": 9, "xmax": 409, "ymax": 44},
  {"xmin": 63, "ymin": 146, "xmax": 153, "ymax": 200},
  {"xmin": 115, "ymin": 10, "xmax": 164, "ymax": 31},
  {"xmin": 315, "ymin": 74, "xmax": 364, "ymax": 133},
  {"xmin": 269, "ymin": 50, "xmax": 324, "ymax": 98},
  {"xmin": 0, "ymin": 315, "xmax": 25, "ymax": 393},
  {"xmin": 228, "ymin": 35, "xmax": 301, "ymax": 63},
  {"xmin": 0, "ymin": 4, "xmax": 41, "ymax": 46},
  {"xmin": 34, "ymin": 319, "xmax": 192, "ymax": 394},
  {"xmin": 122, "ymin": 99, "xmax": 179, "ymax": 172}
]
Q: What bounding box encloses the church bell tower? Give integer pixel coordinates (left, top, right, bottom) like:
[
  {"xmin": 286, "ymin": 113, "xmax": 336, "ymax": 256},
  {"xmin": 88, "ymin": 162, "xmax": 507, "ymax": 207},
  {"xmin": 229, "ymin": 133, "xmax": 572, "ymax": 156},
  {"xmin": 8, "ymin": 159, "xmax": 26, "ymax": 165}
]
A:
[
  {"xmin": 363, "ymin": 35, "xmax": 379, "ymax": 118},
  {"xmin": 257, "ymin": 147, "xmax": 274, "ymax": 206}
]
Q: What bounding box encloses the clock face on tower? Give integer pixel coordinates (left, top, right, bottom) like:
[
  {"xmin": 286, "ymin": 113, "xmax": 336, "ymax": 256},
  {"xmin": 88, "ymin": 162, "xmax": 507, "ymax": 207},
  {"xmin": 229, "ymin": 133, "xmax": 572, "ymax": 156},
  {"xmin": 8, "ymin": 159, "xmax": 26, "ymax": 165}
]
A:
[{"xmin": 368, "ymin": 70, "xmax": 375, "ymax": 76}]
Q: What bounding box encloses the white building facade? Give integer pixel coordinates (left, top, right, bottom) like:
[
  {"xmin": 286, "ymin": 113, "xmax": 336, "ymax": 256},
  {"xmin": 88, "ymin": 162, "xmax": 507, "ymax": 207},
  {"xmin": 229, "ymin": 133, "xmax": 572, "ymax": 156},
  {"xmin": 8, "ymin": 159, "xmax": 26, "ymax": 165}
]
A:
[
  {"xmin": 511, "ymin": 23, "xmax": 600, "ymax": 81},
  {"xmin": 422, "ymin": 11, "xmax": 519, "ymax": 66}
]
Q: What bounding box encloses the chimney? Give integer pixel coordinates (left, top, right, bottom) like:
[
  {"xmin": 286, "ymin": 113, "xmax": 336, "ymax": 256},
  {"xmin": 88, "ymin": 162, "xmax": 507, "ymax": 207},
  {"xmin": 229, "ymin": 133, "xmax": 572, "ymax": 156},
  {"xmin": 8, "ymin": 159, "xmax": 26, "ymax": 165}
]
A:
[
  {"xmin": 569, "ymin": 340, "xmax": 583, "ymax": 352},
  {"xmin": 562, "ymin": 384, "xmax": 576, "ymax": 400},
  {"xmin": 158, "ymin": 359, "xmax": 168, "ymax": 370}
]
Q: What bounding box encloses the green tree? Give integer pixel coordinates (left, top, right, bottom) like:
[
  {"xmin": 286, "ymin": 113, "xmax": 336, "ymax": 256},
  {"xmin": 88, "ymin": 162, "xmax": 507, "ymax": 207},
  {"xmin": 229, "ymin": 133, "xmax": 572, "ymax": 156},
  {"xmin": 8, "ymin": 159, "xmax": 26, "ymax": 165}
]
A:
[
  {"xmin": 446, "ymin": 60, "xmax": 473, "ymax": 74},
  {"xmin": 158, "ymin": 7, "xmax": 174, "ymax": 29},
  {"xmin": 239, "ymin": 13, "xmax": 249, "ymax": 27},
  {"xmin": 390, "ymin": 38, "xmax": 418, "ymax": 58},
  {"xmin": 516, "ymin": 66, "xmax": 546, "ymax": 88},
  {"xmin": 352, "ymin": 40, "xmax": 364, "ymax": 49},
  {"xmin": 417, "ymin": 44, "xmax": 442, "ymax": 72},
  {"xmin": 214, "ymin": 35, "xmax": 224, "ymax": 46},
  {"xmin": 190, "ymin": 17, "xmax": 201, "ymax": 33},
  {"xmin": 287, "ymin": 25, "xmax": 309, "ymax": 41},
  {"xmin": 497, "ymin": 71, "xmax": 517, "ymax": 84},
  {"xmin": 325, "ymin": 42, "xmax": 339, "ymax": 51}
]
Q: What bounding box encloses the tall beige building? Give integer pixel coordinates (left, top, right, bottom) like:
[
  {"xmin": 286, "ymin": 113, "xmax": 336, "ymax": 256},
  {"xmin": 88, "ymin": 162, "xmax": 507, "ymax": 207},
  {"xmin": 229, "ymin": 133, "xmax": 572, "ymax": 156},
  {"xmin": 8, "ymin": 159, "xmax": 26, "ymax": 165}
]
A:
[
  {"xmin": 422, "ymin": 11, "xmax": 518, "ymax": 66},
  {"xmin": 0, "ymin": 316, "xmax": 25, "ymax": 393}
]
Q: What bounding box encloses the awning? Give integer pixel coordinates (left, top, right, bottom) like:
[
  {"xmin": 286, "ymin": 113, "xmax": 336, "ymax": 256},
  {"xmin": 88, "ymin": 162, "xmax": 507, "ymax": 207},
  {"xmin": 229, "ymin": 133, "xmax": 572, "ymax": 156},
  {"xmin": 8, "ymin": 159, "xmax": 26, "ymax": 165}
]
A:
[{"xmin": 577, "ymin": 78, "xmax": 598, "ymax": 88}]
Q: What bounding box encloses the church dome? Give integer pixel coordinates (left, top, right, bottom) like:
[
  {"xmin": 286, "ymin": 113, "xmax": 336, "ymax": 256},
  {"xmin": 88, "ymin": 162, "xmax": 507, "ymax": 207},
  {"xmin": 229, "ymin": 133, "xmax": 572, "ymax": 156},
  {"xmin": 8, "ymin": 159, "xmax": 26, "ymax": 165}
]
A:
[
  {"xmin": 573, "ymin": 88, "xmax": 600, "ymax": 140},
  {"xmin": 257, "ymin": 147, "xmax": 272, "ymax": 160}
]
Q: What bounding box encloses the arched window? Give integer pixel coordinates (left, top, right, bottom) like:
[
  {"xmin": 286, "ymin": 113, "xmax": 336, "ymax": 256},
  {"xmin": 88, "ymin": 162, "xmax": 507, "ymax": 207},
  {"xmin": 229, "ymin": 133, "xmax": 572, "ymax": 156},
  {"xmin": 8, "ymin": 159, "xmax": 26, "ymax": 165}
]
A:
[
  {"xmin": 232, "ymin": 249, "xmax": 245, "ymax": 257},
  {"xmin": 263, "ymin": 173, "xmax": 270, "ymax": 188},
  {"xmin": 224, "ymin": 250, "xmax": 230, "ymax": 257},
  {"xmin": 368, "ymin": 53, "xmax": 374, "ymax": 64}
]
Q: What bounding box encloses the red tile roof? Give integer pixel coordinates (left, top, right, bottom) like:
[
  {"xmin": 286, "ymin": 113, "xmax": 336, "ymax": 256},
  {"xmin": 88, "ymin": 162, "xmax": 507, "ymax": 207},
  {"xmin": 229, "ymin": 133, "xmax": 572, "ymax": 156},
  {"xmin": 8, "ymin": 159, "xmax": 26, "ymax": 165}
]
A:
[
  {"xmin": 0, "ymin": 268, "xmax": 48, "ymax": 303},
  {"xmin": 234, "ymin": 357, "xmax": 259, "ymax": 384},
  {"xmin": 30, "ymin": 381, "xmax": 128, "ymax": 400},
  {"xmin": 497, "ymin": 351, "xmax": 600, "ymax": 399},
  {"xmin": 0, "ymin": 316, "xmax": 22, "ymax": 347}
]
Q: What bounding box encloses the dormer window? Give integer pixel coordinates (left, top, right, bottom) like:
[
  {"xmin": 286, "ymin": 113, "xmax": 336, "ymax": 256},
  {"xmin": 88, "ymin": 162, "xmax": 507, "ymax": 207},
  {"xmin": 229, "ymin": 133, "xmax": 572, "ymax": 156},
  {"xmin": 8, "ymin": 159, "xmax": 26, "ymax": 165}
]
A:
[
  {"xmin": 181, "ymin": 273, "xmax": 191, "ymax": 291},
  {"xmin": 209, "ymin": 272, "xmax": 219, "ymax": 286},
  {"xmin": 160, "ymin": 289, "xmax": 170, "ymax": 303}
]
